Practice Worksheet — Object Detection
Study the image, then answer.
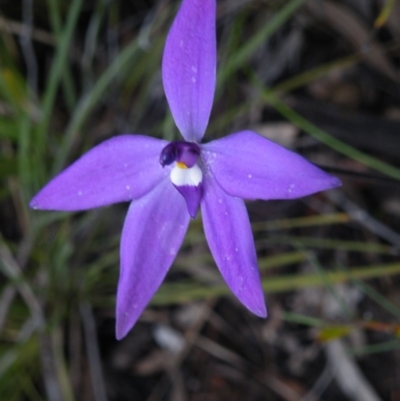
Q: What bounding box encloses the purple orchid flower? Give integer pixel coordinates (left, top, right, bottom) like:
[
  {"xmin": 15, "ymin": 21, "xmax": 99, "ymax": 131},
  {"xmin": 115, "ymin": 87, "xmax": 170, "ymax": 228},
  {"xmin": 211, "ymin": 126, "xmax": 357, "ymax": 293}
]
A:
[{"xmin": 30, "ymin": 0, "xmax": 341, "ymax": 340}]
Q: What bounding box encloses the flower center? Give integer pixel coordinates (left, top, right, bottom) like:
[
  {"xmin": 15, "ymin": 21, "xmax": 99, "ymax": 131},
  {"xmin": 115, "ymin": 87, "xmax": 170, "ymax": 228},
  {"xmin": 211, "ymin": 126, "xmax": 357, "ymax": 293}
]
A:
[
  {"xmin": 170, "ymin": 163, "xmax": 202, "ymax": 187},
  {"xmin": 160, "ymin": 141, "xmax": 203, "ymax": 218},
  {"xmin": 159, "ymin": 141, "xmax": 200, "ymax": 168},
  {"xmin": 176, "ymin": 162, "xmax": 188, "ymax": 169}
]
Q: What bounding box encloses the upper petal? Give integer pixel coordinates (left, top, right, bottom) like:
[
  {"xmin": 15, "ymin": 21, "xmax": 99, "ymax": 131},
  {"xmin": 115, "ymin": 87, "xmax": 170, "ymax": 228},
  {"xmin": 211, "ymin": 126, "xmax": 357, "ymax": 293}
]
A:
[
  {"xmin": 201, "ymin": 176, "xmax": 267, "ymax": 317},
  {"xmin": 116, "ymin": 179, "xmax": 190, "ymax": 339},
  {"xmin": 30, "ymin": 135, "xmax": 169, "ymax": 211},
  {"xmin": 162, "ymin": 0, "xmax": 216, "ymax": 142},
  {"xmin": 201, "ymin": 130, "xmax": 341, "ymax": 200}
]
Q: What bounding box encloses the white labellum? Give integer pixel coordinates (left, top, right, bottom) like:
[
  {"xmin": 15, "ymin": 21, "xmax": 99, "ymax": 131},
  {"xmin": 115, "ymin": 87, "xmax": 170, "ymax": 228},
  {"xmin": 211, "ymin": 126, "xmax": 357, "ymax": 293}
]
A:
[{"xmin": 170, "ymin": 164, "xmax": 202, "ymax": 187}]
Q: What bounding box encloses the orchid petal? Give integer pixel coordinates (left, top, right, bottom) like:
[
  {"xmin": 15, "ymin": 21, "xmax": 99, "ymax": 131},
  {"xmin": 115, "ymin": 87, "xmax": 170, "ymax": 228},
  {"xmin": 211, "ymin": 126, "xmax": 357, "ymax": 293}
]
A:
[
  {"xmin": 202, "ymin": 130, "xmax": 341, "ymax": 200},
  {"xmin": 174, "ymin": 184, "xmax": 202, "ymax": 218},
  {"xmin": 201, "ymin": 177, "xmax": 267, "ymax": 317},
  {"xmin": 116, "ymin": 179, "xmax": 190, "ymax": 340},
  {"xmin": 30, "ymin": 135, "xmax": 169, "ymax": 211},
  {"xmin": 162, "ymin": 0, "xmax": 216, "ymax": 142}
]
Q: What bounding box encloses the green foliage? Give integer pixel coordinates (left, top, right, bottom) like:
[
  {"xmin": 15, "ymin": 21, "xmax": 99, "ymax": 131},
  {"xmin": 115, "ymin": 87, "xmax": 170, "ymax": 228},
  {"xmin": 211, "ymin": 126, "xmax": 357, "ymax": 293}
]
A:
[{"xmin": 1, "ymin": 0, "xmax": 399, "ymax": 399}]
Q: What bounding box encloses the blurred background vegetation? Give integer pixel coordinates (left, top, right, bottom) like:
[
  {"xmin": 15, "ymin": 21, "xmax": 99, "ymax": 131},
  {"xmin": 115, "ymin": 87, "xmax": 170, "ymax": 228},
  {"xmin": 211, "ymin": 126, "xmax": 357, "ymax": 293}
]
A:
[{"xmin": 1, "ymin": 0, "xmax": 400, "ymax": 400}]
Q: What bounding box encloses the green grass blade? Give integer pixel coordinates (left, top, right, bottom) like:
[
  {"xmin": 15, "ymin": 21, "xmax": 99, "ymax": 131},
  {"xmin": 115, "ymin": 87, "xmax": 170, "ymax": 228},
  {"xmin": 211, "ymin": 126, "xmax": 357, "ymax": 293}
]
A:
[
  {"xmin": 350, "ymin": 279, "xmax": 400, "ymax": 319},
  {"xmin": 45, "ymin": 0, "xmax": 77, "ymax": 111},
  {"xmin": 375, "ymin": 0, "xmax": 398, "ymax": 28},
  {"xmin": 272, "ymin": 54, "xmax": 361, "ymax": 94},
  {"xmin": 152, "ymin": 262, "xmax": 400, "ymax": 305},
  {"xmin": 281, "ymin": 311, "xmax": 323, "ymax": 327},
  {"xmin": 252, "ymin": 213, "xmax": 350, "ymax": 231},
  {"xmin": 348, "ymin": 340, "xmax": 400, "ymax": 356},
  {"xmin": 259, "ymin": 87, "xmax": 400, "ymax": 180},
  {"xmin": 39, "ymin": 0, "xmax": 84, "ymax": 150},
  {"xmin": 264, "ymin": 235, "xmax": 398, "ymax": 254},
  {"xmin": 219, "ymin": 0, "xmax": 309, "ymax": 84},
  {"xmin": 53, "ymin": 40, "xmax": 142, "ymax": 173}
]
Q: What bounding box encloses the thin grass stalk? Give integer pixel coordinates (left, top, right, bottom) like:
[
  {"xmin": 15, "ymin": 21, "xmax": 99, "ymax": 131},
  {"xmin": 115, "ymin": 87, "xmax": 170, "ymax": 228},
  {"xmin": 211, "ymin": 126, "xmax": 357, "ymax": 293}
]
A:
[
  {"xmin": 53, "ymin": 39, "xmax": 141, "ymax": 173},
  {"xmin": 218, "ymin": 0, "xmax": 309, "ymax": 85},
  {"xmin": 38, "ymin": 0, "xmax": 84, "ymax": 161},
  {"xmin": 152, "ymin": 262, "xmax": 400, "ymax": 305},
  {"xmin": 258, "ymin": 86, "xmax": 400, "ymax": 180},
  {"xmin": 45, "ymin": 0, "xmax": 77, "ymax": 111}
]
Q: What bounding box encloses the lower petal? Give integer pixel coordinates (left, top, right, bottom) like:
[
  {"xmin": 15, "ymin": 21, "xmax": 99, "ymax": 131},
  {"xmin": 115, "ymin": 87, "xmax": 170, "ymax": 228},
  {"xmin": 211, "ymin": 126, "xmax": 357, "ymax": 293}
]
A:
[
  {"xmin": 170, "ymin": 163, "xmax": 203, "ymax": 218},
  {"xmin": 201, "ymin": 177, "xmax": 267, "ymax": 318},
  {"xmin": 116, "ymin": 179, "xmax": 190, "ymax": 340},
  {"xmin": 174, "ymin": 184, "xmax": 202, "ymax": 218}
]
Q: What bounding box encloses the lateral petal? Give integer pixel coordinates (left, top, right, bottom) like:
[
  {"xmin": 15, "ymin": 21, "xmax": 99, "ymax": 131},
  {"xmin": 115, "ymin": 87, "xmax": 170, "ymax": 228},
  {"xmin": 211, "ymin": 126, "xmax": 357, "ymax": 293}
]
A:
[
  {"xmin": 162, "ymin": 0, "xmax": 216, "ymax": 142},
  {"xmin": 116, "ymin": 179, "xmax": 190, "ymax": 339},
  {"xmin": 30, "ymin": 135, "xmax": 169, "ymax": 211},
  {"xmin": 201, "ymin": 176, "xmax": 267, "ymax": 317},
  {"xmin": 202, "ymin": 130, "xmax": 341, "ymax": 200}
]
